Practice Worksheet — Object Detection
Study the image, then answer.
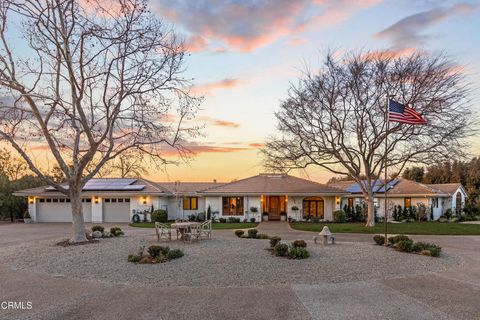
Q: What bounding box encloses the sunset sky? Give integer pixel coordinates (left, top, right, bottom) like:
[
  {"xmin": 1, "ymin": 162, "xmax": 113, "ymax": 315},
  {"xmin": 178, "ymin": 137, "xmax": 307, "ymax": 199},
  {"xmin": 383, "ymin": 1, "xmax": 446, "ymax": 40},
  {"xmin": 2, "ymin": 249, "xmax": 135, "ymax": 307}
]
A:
[{"xmin": 3, "ymin": 0, "xmax": 480, "ymax": 183}]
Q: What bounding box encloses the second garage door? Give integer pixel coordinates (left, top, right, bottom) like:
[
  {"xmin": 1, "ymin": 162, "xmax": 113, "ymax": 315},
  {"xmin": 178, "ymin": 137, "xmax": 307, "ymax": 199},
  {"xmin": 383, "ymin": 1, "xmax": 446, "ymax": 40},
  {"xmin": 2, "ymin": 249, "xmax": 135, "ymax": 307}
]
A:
[
  {"xmin": 103, "ymin": 198, "xmax": 130, "ymax": 222},
  {"xmin": 36, "ymin": 198, "xmax": 92, "ymax": 222}
]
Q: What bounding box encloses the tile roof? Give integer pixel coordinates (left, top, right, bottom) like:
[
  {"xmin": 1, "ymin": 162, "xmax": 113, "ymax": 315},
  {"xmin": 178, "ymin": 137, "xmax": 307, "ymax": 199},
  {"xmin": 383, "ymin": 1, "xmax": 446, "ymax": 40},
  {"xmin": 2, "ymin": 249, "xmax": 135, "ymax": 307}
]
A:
[
  {"xmin": 155, "ymin": 182, "xmax": 224, "ymax": 195},
  {"xmin": 201, "ymin": 173, "xmax": 346, "ymax": 195},
  {"xmin": 426, "ymin": 183, "xmax": 463, "ymax": 195},
  {"xmin": 14, "ymin": 178, "xmax": 166, "ymax": 196}
]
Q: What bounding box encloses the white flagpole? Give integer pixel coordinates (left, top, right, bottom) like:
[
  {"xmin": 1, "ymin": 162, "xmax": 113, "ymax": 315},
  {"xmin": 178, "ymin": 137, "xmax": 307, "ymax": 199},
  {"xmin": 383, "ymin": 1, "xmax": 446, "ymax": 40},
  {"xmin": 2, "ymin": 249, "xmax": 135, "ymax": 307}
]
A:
[{"xmin": 384, "ymin": 96, "xmax": 390, "ymax": 246}]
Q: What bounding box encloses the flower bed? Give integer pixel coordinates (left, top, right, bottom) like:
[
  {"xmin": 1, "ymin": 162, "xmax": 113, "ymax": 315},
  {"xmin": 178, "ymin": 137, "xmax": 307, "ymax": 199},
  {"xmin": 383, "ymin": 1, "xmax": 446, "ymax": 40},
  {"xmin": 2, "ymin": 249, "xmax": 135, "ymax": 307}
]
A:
[
  {"xmin": 373, "ymin": 234, "xmax": 441, "ymax": 257},
  {"xmin": 128, "ymin": 245, "xmax": 184, "ymax": 264}
]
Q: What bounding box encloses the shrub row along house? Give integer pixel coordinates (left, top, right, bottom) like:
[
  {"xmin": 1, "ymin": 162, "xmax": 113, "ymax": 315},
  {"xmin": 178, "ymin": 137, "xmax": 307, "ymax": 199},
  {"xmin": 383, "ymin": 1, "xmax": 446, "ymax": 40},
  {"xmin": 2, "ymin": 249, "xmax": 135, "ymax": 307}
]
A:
[{"xmin": 15, "ymin": 174, "xmax": 466, "ymax": 223}]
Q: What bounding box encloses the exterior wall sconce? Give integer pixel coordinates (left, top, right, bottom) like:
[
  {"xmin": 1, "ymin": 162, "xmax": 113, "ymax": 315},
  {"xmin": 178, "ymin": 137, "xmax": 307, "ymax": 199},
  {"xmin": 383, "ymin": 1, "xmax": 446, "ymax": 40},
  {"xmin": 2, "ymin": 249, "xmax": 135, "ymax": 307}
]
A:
[
  {"xmin": 285, "ymin": 195, "xmax": 288, "ymax": 202},
  {"xmin": 94, "ymin": 197, "xmax": 99, "ymax": 204},
  {"xmin": 142, "ymin": 196, "xmax": 147, "ymax": 205},
  {"xmin": 336, "ymin": 196, "xmax": 341, "ymax": 205},
  {"xmin": 28, "ymin": 197, "xmax": 34, "ymax": 204}
]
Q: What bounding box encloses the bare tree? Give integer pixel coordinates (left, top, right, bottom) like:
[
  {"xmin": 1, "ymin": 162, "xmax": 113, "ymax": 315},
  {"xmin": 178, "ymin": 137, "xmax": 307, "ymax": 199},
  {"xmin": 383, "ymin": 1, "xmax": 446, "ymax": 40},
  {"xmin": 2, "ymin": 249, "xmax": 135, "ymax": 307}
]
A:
[
  {"xmin": 0, "ymin": 0, "xmax": 201, "ymax": 242},
  {"xmin": 263, "ymin": 51, "xmax": 473, "ymax": 226},
  {"xmin": 109, "ymin": 151, "xmax": 148, "ymax": 178}
]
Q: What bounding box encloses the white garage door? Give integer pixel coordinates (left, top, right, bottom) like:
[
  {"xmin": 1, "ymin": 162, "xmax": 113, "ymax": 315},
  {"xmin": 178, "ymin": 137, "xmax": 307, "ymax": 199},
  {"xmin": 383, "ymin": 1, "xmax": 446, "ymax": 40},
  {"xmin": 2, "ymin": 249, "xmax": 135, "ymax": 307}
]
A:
[
  {"xmin": 103, "ymin": 198, "xmax": 130, "ymax": 222},
  {"xmin": 36, "ymin": 198, "xmax": 92, "ymax": 222}
]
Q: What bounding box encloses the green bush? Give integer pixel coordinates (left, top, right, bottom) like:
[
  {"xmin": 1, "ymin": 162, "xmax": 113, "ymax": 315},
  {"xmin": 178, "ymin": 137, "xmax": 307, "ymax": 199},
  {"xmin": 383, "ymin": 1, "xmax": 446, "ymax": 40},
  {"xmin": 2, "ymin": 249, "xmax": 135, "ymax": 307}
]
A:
[
  {"xmin": 155, "ymin": 255, "xmax": 168, "ymax": 263},
  {"xmin": 127, "ymin": 254, "xmax": 141, "ymax": 263},
  {"xmin": 257, "ymin": 233, "xmax": 269, "ymax": 239},
  {"xmin": 167, "ymin": 249, "xmax": 184, "ymax": 259},
  {"xmin": 110, "ymin": 227, "xmax": 124, "ymax": 236},
  {"xmin": 274, "ymin": 243, "xmax": 289, "ymax": 257},
  {"xmin": 292, "ymin": 240, "xmax": 307, "ymax": 248},
  {"xmin": 247, "ymin": 229, "xmax": 258, "ymax": 238},
  {"xmin": 412, "ymin": 242, "xmax": 441, "ymax": 257},
  {"xmin": 396, "ymin": 239, "xmax": 414, "ymax": 252},
  {"xmin": 235, "ymin": 230, "xmax": 244, "ymax": 237},
  {"xmin": 151, "ymin": 209, "xmax": 168, "ymax": 223},
  {"xmin": 373, "ymin": 235, "xmax": 385, "ymax": 246},
  {"xmin": 270, "ymin": 236, "xmax": 281, "ymax": 248},
  {"xmin": 219, "ymin": 218, "xmax": 226, "ymax": 223},
  {"xmin": 387, "ymin": 234, "xmax": 410, "ymax": 246},
  {"xmin": 250, "ymin": 217, "xmax": 256, "ymax": 223},
  {"xmin": 333, "ymin": 210, "xmax": 346, "ymax": 223},
  {"xmin": 92, "ymin": 225, "xmax": 104, "ymax": 233},
  {"xmin": 147, "ymin": 245, "xmax": 169, "ymax": 258},
  {"xmin": 288, "ymin": 247, "xmax": 310, "ymax": 259}
]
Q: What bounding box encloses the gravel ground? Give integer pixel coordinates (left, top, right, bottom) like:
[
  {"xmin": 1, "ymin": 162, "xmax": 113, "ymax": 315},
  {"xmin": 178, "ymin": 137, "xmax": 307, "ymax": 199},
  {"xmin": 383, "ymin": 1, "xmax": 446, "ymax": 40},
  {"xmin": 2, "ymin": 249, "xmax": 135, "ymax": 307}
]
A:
[{"xmin": 0, "ymin": 234, "xmax": 462, "ymax": 288}]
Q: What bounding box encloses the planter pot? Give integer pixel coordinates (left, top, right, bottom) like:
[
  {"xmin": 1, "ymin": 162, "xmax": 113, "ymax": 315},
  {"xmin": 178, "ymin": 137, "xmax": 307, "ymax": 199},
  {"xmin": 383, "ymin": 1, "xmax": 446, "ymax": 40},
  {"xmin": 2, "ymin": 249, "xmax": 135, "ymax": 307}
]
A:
[
  {"xmin": 280, "ymin": 215, "xmax": 287, "ymax": 222},
  {"xmin": 24, "ymin": 218, "xmax": 31, "ymax": 224},
  {"xmin": 263, "ymin": 215, "xmax": 269, "ymax": 222}
]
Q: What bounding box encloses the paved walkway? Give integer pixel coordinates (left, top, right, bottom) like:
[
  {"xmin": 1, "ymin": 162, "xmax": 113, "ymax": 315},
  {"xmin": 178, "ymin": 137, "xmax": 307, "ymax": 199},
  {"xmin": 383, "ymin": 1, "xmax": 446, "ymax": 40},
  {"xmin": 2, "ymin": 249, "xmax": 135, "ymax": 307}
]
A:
[{"xmin": 0, "ymin": 222, "xmax": 479, "ymax": 320}]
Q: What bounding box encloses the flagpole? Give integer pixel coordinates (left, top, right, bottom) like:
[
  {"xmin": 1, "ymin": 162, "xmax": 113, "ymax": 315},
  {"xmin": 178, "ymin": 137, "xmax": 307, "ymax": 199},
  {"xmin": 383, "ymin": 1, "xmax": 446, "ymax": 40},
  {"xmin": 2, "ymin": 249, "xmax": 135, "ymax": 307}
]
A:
[{"xmin": 384, "ymin": 96, "xmax": 390, "ymax": 246}]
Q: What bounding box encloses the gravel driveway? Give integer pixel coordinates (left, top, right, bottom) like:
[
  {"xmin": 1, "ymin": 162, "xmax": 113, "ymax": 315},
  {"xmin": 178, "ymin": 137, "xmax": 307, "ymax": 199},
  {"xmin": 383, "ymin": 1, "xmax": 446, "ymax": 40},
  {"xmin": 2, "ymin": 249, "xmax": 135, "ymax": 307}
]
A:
[{"xmin": 0, "ymin": 231, "xmax": 461, "ymax": 288}]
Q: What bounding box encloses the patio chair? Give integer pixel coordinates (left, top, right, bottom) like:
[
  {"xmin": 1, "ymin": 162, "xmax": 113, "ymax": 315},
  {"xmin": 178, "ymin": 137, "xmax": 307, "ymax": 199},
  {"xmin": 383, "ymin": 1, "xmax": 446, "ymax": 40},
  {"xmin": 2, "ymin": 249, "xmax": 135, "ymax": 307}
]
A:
[
  {"xmin": 155, "ymin": 222, "xmax": 172, "ymax": 242},
  {"xmin": 198, "ymin": 220, "xmax": 212, "ymax": 240},
  {"xmin": 183, "ymin": 224, "xmax": 201, "ymax": 242}
]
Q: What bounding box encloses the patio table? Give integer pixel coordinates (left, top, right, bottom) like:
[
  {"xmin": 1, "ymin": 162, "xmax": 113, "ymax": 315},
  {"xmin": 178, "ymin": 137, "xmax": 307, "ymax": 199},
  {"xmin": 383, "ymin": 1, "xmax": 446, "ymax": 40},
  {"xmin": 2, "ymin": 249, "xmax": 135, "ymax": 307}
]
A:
[{"xmin": 171, "ymin": 222, "xmax": 201, "ymax": 240}]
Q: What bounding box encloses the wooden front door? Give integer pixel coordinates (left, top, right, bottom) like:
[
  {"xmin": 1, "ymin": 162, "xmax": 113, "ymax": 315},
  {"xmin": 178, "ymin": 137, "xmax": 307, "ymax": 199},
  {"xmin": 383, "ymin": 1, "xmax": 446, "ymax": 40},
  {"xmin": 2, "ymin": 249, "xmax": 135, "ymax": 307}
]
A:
[{"xmin": 269, "ymin": 196, "xmax": 281, "ymax": 220}]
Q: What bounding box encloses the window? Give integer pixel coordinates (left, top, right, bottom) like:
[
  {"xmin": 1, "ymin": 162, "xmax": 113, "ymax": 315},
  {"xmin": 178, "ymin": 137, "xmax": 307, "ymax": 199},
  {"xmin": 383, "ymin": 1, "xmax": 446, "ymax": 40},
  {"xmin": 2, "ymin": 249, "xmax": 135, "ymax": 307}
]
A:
[
  {"xmin": 111, "ymin": 198, "xmax": 117, "ymax": 203},
  {"xmin": 46, "ymin": 198, "xmax": 52, "ymax": 203},
  {"xmin": 66, "ymin": 198, "xmax": 71, "ymax": 203},
  {"xmin": 183, "ymin": 197, "xmax": 198, "ymax": 210},
  {"xmin": 104, "ymin": 198, "xmax": 111, "ymax": 203},
  {"xmin": 59, "ymin": 198, "xmax": 65, "ymax": 203},
  {"xmin": 39, "ymin": 198, "xmax": 45, "ymax": 203},
  {"xmin": 118, "ymin": 198, "xmax": 124, "ymax": 203},
  {"xmin": 404, "ymin": 197, "xmax": 411, "ymax": 208},
  {"xmin": 348, "ymin": 198, "xmax": 354, "ymax": 207},
  {"xmin": 52, "ymin": 198, "xmax": 58, "ymax": 203},
  {"xmin": 125, "ymin": 198, "xmax": 130, "ymax": 203},
  {"xmin": 222, "ymin": 197, "xmax": 244, "ymax": 215}
]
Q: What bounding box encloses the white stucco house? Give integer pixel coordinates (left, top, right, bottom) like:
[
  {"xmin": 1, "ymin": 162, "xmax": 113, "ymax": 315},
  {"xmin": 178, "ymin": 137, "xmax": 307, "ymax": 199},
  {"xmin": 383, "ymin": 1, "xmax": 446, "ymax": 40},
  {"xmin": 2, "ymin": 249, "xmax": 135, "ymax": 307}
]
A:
[
  {"xmin": 329, "ymin": 178, "xmax": 467, "ymax": 220},
  {"xmin": 15, "ymin": 174, "xmax": 467, "ymax": 223},
  {"xmin": 15, "ymin": 174, "xmax": 347, "ymax": 223}
]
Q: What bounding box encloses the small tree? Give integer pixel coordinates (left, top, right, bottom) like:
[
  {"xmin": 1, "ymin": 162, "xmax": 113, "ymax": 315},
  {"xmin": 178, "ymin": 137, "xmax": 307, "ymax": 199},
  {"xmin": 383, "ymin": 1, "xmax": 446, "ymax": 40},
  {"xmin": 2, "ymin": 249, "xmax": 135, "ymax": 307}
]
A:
[
  {"xmin": 263, "ymin": 51, "xmax": 473, "ymax": 226},
  {"xmin": 0, "ymin": 0, "xmax": 200, "ymax": 242}
]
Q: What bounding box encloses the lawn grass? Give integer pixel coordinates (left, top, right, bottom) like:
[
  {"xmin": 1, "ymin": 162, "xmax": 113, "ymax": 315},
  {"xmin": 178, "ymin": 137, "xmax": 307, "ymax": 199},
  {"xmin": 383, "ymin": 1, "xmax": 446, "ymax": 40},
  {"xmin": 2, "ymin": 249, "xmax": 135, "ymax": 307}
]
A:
[
  {"xmin": 290, "ymin": 222, "xmax": 480, "ymax": 235},
  {"xmin": 129, "ymin": 222, "xmax": 258, "ymax": 230}
]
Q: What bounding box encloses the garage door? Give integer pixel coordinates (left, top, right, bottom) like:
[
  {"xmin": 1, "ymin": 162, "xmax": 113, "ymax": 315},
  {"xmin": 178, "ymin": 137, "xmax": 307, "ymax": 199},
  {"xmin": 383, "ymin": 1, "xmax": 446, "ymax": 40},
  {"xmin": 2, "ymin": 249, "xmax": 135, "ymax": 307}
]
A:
[
  {"xmin": 103, "ymin": 198, "xmax": 130, "ymax": 222},
  {"xmin": 36, "ymin": 198, "xmax": 92, "ymax": 222}
]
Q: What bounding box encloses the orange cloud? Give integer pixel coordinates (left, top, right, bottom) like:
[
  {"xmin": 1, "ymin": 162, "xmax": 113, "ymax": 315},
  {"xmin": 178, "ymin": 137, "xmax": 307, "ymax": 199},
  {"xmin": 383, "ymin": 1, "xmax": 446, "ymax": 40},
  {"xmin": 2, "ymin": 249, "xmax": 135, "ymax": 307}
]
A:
[
  {"xmin": 186, "ymin": 35, "xmax": 208, "ymax": 52},
  {"xmin": 361, "ymin": 47, "xmax": 418, "ymax": 60},
  {"xmin": 197, "ymin": 116, "xmax": 240, "ymax": 128},
  {"xmin": 191, "ymin": 78, "xmax": 245, "ymax": 94},
  {"xmin": 248, "ymin": 143, "xmax": 265, "ymax": 148}
]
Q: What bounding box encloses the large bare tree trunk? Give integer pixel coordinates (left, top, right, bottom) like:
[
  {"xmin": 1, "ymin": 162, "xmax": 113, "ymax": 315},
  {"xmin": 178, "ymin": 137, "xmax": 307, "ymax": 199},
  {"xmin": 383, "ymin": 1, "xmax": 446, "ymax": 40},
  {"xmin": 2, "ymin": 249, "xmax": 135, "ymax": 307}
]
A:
[
  {"xmin": 365, "ymin": 192, "xmax": 376, "ymax": 227},
  {"xmin": 69, "ymin": 188, "xmax": 87, "ymax": 243}
]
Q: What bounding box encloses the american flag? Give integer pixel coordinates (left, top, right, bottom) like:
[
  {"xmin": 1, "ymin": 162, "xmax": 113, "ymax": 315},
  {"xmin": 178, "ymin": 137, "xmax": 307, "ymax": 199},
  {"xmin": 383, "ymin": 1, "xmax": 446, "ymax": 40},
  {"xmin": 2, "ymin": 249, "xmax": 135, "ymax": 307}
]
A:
[{"xmin": 388, "ymin": 100, "xmax": 427, "ymax": 125}]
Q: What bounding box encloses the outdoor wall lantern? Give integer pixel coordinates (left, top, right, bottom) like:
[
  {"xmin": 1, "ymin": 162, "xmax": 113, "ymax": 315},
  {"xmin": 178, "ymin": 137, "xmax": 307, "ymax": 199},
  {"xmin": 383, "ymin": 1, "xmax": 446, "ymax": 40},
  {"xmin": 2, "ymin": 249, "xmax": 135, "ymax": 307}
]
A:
[
  {"xmin": 336, "ymin": 196, "xmax": 341, "ymax": 205},
  {"xmin": 94, "ymin": 197, "xmax": 99, "ymax": 204},
  {"xmin": 28, "ymin": 197, "xmax": 34, "ymax": 204},
  {"xmin": 142, "ymin": 196, "xmax": 147, "ymax": 205}
]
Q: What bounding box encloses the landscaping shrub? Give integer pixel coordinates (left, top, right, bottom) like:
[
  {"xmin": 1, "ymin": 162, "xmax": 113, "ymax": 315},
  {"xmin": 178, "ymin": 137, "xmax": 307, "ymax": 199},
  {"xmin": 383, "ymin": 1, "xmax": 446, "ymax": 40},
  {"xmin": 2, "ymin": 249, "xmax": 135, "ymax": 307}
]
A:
[
  {"xmin": 219, "ymin": 218, "xmax": 226, "ymax": 223},
  {"xmin": 151, "ymin": 209, "xmax": 168, "ymax": 223},
  {"xmin": 373, "ymin": 235, "xmax": 385, "ymax": 246},
  {"xmin": 333, "ymin": 210, "xmax": 346, "ymax": 223},
  {"xmin": 270, "ymin": 236, "xmax": 281, "ymax": 248},
  {"xmin": 167, "ymin": 249, "xmax": 184, "ymax": 259},
  {"xmin": 292, "ymin": 240, "xmax": 307, "ymax": 248},
  {"xmin": 274, "ymin": 243, "xmax": 289, "ymax": 257},
  {"xmin": 155, "ymin": 255, "xmax": 168, "ymax": 263},
  {"xmin": 387, "ymin": 234, "xmax": 410, "ymax": 246},
  {"xmin": 395, "ymin": 239, "xmax": 414, "ymax": 252},
  {"xmin": 110, "ymin": 227, "xmax": 124, "ymax": 236},
  {"xmin": 412, "ymin": 242, "xmax": 441, "ymax": 257},
  {"xmin": 188, "ymin": 214, "xmax": 196, "ymax": 222},
  {"xmin": 247, "ymin": 229, "xmax": 258, "ymax": 238},
  {"xmin": 139, "ymin": 256, "xmax": 152, "ymax": 264},
  {"xmin": 288, "ymin": 247, "xmax": 310, "ymax": 259},
  {"xmin": 257, "ymin": 233, "xmax": 269, "ymax": 239},
  {"xmin": 250, "ymin": 217, "xmax": 256, "ymax": 223},
  {"xmin": 128, "ymin": 254, "xmax": 141, "ymax": 263},
  {"xmin": 235, "ymin": 230, "xmax": 245, "ymax": 238},
  {"xmin": 148, "ymin": 245, "xmax": 169, "ymax": 258},
  {"xmin": 92, "ymin": 225, "xmax": 104, "ymax": 233},
  {"xmin": 243, "ymin": 218, "xmax": 248, "ymax": 223}
]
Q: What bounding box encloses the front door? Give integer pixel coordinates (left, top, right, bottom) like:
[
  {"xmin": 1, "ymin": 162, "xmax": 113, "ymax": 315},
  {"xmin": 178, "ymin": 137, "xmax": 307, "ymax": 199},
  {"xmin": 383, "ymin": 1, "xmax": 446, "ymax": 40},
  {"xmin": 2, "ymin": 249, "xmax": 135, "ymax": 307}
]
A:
[{"xmin": 269, "ymin": 196, "xmax": 281, "ymax": 220}]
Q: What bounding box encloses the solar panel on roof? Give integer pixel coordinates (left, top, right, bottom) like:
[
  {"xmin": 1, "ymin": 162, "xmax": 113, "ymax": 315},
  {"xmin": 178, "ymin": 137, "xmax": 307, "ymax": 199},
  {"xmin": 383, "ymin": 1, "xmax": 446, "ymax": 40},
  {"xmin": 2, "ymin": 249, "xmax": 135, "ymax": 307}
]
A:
[
  {"xmin": 45, "ymin": 179, "xmax": 144, "ymax": 191},
  {"xmin": 346, "ymin": 179, "xmax": 399, "ymax": 193}
]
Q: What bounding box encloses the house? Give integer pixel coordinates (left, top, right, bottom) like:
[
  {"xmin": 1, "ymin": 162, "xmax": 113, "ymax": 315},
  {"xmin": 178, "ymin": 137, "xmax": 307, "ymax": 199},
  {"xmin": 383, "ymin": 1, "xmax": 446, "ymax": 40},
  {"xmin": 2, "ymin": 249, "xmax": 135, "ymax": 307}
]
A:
[
  {"xmin": 329, "ymin": 178, "xmax": 468, "ymax": 220},
  {"xmin": 14, "ymin": 174, "xmax": 347, "ymax": 223}
]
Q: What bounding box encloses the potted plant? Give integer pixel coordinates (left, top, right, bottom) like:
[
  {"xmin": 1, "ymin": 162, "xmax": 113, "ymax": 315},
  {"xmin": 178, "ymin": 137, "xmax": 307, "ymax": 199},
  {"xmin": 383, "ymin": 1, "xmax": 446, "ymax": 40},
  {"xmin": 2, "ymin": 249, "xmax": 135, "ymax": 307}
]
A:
[
  {"xmin": 23, "ymin": 210, "xmax": 31, "ymax": 223},
  {"xmin": 280, "ymin": 211, "xmax": 287, "ymax": 221},
  {"xmin": 263, "ymin": 212, "xmax": 269, "ymax": 221}
]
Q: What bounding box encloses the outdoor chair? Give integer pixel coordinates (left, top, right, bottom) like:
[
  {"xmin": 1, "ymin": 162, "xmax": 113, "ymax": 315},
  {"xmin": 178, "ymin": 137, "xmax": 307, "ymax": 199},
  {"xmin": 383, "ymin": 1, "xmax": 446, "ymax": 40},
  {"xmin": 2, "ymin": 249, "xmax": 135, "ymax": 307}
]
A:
[
  {"xmin": 199, "ymin": 220, "xmax": 212, "ymax": 240},
  {"xmin": 155, "ymin": 222, "xmax": 172, "ymax": 242},
  {"xmin": 183, "ymin": 224, "xmax": 201, "ymax": 242}
]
